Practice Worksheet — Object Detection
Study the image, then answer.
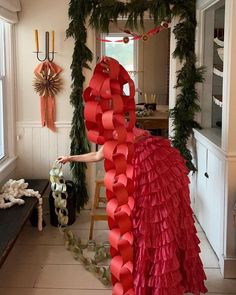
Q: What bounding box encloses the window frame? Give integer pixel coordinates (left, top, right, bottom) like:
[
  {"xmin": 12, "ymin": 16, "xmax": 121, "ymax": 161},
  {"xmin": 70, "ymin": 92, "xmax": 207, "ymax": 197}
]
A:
[
  {"xmin": 101, "ymin": 32, "xmax": 138, "ymax": 70},
  {"xmin": 0, "ymin": 21, "xmax": 17, "ymax": 181},
  {"xmin": 0, "ymin": 20, "xmax": 6, "ymax": 161},
  {"xmin": 100, "ymin": 32, "xmax": 139, "ymax": 100}
]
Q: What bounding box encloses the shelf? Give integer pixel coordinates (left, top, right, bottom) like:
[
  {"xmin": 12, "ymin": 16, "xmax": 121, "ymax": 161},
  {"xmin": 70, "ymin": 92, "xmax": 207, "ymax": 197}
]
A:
[
  {"xmin": 194, "ymin": 128, "xmax": 221, "ymax": 150},
  {"xmin": 213, "ymin": 95, "xmax": 223, "ymax": 108},
  {"xmin": 214, "ymin": 37, "xmax": 224, "ymax": 47},
  {"xmin": 217, "ymin": 47, "xmax": 224, "ymax": 62},
  {"xmin": 213, "ymin": 66, "xmax": 223, "ymax": 77}
]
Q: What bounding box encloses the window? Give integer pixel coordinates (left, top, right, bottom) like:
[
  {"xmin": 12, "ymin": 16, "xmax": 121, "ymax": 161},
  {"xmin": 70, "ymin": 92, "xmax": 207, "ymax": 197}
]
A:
[
  {"xmin": 101, "ymin": 33, "xmax": 138, "ymax": 99},
  {"xmin": 0, "ymin": 20, "xmax": 16, "ymax": 180},
  {"xmin": 0, "ymin": 21, "xmax": 5, "ymax": 160}
]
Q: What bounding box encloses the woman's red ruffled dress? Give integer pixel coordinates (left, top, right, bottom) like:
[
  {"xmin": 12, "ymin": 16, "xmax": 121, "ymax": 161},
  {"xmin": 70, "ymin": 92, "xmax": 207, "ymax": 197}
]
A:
[{"xmin": 132, "ymin": 136, "xmax": 208, "ymax": 295}]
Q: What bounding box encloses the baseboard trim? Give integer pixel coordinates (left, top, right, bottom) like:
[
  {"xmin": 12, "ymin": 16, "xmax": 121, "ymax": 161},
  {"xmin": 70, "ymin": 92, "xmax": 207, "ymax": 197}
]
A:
[
  {"xmin": 219, "ymin": 255, "xmax": 236, "ymax": 278},
  {"xmin": 16, "ymin": 121, "xmax": 71, "ymax": 128}
]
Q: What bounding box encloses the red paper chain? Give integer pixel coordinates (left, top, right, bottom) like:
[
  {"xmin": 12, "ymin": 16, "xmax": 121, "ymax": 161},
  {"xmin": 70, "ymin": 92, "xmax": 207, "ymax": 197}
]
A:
[{"xmin": 83, "ymin": 57, "xmax": 136, "ymax": 295}]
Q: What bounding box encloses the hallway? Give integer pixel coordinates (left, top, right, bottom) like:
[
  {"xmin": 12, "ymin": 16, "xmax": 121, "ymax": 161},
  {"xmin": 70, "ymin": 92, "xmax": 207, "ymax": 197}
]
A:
[{"xmin": 0, "ymin": 208, "xmax": 236, "ymax": 295}]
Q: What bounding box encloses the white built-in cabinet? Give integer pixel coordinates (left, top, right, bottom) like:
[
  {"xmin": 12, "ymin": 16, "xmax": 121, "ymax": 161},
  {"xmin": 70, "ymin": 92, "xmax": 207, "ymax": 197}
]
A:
[
  {"xmin": 194, "ymin": 134, "xmax": 225, "ymax": 259},
  {"xmin": 193, "ymin": 0, "xmax": 236, "ymax": 278}
]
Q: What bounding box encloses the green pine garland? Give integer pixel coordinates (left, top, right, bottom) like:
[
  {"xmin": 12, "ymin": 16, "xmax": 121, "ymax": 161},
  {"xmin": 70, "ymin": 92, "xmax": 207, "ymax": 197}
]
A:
[
  {"xmin": 66, "ymin": 0, "xmax": 93, "ymax": 210},
  {"xmin": 170, "ymin": 0, "xmax": 204, "ymax": 171},
  {"xmin": 67, "ymin": 0, "xmax": 203, "ymax": 208}
]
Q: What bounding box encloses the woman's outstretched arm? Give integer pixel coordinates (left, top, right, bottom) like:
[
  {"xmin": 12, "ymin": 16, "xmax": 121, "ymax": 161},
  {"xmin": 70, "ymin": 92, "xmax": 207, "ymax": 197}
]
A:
[{"xmin": 57, "ymin": 146, "xmax": 104, "ymax": 164}]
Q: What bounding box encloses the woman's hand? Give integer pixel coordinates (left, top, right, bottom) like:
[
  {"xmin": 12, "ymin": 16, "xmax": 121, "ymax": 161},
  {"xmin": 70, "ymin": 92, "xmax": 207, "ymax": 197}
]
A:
[{"xmin": 57, "ymin": 156, "xmax": 70, "ymax": 164}]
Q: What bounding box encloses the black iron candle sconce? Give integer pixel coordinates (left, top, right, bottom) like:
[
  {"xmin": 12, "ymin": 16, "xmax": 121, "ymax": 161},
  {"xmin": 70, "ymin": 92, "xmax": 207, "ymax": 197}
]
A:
[{"xmin": 34, "ymin": 30, "xmax": 56, "ymax": 62}]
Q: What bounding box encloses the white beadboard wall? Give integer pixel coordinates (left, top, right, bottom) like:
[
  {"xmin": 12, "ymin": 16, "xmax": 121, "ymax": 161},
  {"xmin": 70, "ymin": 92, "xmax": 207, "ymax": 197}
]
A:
[
  {"xmin": 15, "ymin": 122, "xmax": 95, "ymax": 201},
  {"xmin": 16, "ymin": 122, "xmax": 71, "ymax": 179}
]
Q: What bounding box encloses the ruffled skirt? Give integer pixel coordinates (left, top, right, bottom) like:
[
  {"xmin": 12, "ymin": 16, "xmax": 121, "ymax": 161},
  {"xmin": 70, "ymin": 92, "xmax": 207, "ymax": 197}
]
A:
[{"xmin": 132, "ymin": 136, "xmax": 207, "ymax": 295}]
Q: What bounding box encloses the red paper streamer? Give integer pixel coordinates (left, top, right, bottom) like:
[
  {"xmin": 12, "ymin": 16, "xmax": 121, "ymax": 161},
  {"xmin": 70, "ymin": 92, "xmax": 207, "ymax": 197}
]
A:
[
  {"xmin": 97, "ymin": 22, "xmax": 170, "ymax": 43},
  {"xmin": 83, "ymin": 57, "xmax": 135, "ymax": 295}
]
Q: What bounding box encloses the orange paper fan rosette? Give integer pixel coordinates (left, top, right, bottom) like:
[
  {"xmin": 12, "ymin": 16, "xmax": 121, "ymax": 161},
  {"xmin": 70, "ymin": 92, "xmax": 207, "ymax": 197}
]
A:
[{"xmin": 34, "ymin": 61, "xmax": 62, "ymax": 132}]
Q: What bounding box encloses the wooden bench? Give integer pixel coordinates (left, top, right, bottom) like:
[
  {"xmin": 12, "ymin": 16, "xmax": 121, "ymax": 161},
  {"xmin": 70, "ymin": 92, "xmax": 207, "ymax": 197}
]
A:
[{"xmin": 0, "ymin": 179, "xmax": 49, "ymax": 267}]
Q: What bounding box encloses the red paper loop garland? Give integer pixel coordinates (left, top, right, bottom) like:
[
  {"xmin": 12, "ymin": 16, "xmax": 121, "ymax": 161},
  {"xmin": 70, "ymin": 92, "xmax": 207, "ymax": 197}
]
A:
[{"xmin": 83, "ymin": 57, "xmax": 136, "ymax": 295}]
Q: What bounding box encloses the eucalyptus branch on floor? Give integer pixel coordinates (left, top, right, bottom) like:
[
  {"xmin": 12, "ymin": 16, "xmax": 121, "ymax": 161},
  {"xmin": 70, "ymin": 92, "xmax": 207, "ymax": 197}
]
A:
[
  {"xmin": 50, "ymin": 162, "xmax": 111, "ymax": 286},
  {"xmin": 63, "ymin": 229, "xmax": 111, "ymax": 286}
]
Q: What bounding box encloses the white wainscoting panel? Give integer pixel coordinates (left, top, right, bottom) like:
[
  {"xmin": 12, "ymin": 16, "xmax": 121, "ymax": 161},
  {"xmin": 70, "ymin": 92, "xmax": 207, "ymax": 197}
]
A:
[
  {"xmin": 15, "ymin": 122, "xmax": 95, "ymax": 202},
  {"xmin": 16, "ymin": 122, "xmax": 71, "ymax": 179}
]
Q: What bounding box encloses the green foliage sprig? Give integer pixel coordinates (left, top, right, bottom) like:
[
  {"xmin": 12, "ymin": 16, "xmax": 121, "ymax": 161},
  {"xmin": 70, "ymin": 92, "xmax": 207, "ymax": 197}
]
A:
[{"xmin": 67, "ymin": 0, "xmax": 202, "ymax": 202}]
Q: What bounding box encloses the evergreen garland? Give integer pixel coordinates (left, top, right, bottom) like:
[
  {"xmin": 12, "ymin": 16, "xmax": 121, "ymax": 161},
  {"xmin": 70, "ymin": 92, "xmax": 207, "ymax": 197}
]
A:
[
  {"xmin": 66, "ymin": 0, "xmax": 93, "ymax": 210},
  {"xmin": 67, "ymin": 0, "xmax": 202, "ymax": 207},
  {"xmin": 170, "ymin": 0, "xmax": 204, "ymax": 171}
]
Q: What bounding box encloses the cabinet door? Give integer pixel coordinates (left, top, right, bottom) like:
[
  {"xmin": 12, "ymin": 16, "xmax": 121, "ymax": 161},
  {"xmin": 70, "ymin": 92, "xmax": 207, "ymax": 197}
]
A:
[
  {"xmin": 195, "ymin": 141, "xmax": 208, "ymax": 232},
  {"xmin": 206, "ymin": 150, "xmax": 224, "ymax": 258},
  {"xmin": 189, "ymin": 172, "xmax": 196, "ymax": 211}
]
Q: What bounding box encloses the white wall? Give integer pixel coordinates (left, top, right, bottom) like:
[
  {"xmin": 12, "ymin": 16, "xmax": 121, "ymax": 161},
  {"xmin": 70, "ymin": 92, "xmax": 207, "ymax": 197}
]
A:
[
  {"xmin": 139, "ymin": 22, "xmax": 169, "ymax": 105},
  {"xmin": 16, "ymin": 0, "xmax": 73, "ymax": 123},
  {"xmin": 15, "ymin": 0, "xmax": 96, "ymax": 200}
]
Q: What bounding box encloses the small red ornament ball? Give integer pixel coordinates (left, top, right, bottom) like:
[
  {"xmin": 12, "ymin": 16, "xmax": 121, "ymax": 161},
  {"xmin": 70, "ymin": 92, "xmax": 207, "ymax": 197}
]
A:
[
  {"xmin": 161, "ymin": 21, "xmax": 169, "ymax": 28},
  {"xmin": 123, "ymin": 36, "xmax": 130, "ymax": 44},
  {"xmin": 142, "ymin": 34, "xmax": 148, "ymax": 42}
]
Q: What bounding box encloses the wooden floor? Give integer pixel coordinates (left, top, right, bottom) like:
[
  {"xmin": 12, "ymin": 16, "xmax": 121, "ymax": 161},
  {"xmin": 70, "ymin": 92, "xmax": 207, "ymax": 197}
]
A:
[{"xmin": 0, "ymin": 203, "xmax": 236, "ymax": 294}]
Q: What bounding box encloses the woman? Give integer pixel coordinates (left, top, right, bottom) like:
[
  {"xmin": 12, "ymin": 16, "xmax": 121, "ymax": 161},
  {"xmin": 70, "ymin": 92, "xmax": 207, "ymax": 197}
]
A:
[{"xmin": 58, "ymin": 57, "xmax": 207, "ymax": 295}]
